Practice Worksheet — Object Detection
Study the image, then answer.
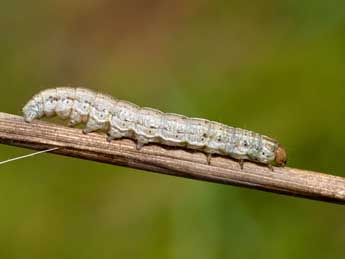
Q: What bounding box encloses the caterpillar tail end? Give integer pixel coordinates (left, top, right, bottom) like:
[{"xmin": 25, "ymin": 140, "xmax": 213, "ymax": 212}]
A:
[
  {"xmin": 22, "ymin": 94, "xmax": 43, "ymax": 123},
  {"xmin": 22, "ymin": 106, "xmax": 38, "ymax": 123},
  {"xmin": 23, "ymin": 113, "xmax": 35, "ymax": 123}
]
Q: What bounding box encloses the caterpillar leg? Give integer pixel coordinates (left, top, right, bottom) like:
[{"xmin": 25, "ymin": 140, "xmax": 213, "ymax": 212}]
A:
[
  {"xmin": 239, "ymin": 159, "xmax": 244, "ymax": 170},
  {"xmin": 135, "ymin": 136, "xmax": 149, "ymax": 150},
  {"xmin": 268, "ymin": 164, "xmax": 274, "ymax": 171},
  {"xmin": 68, "ymin": 120, "xmax": 78, "ymax": 127},
  {"xmin": 68, "ymin": 111, "xmax": 82, "ymax": 127},
  {"xmin": 83, "ymin": 128, "xmax": 93, "ymax": 134},
  {"xmin": 106, "ymin": 128, "xmax": 124, "ymax": 142},
  {"xmin": 206, "ymin": 154, "xmax": 212, "ymax": 165},
  {"xmin": 83, "ymin": 118, "xmax": 102, "ymax": 134}
]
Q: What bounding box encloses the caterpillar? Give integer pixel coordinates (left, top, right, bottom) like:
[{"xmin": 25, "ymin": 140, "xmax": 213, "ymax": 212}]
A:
[{"xmin": 22, "ymin": 87, "xmax": 287, "ymax": 169}]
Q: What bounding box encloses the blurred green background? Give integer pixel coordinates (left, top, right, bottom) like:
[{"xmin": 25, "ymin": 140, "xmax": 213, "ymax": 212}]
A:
[{"xmin": 1, "ymin": 0, "xmax": 345, "ymax": 258}]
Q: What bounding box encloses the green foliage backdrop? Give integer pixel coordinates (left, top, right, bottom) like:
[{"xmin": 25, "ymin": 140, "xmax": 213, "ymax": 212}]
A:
[{"xmin": 0, "ymin": 1, "xmax": 344, "ymax": 258}]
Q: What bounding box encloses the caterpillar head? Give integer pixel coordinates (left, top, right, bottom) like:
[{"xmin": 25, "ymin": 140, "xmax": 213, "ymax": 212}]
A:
[
  {"xmin": 22, "ymin": 94, "xmax": 44, "ymax": 122},
  {"xmin": 256, "ymin": 144, "xmax": 276, "ymax": 164},
  {"xmin": 274, "ymin": 144, "xmax": 287, "ymax": 166}
]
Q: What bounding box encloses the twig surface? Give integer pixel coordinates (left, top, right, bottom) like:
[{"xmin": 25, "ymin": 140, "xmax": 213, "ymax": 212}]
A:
[{"xmin": 0, "ymin": 112, "xmax": 344, "ymax": 204}]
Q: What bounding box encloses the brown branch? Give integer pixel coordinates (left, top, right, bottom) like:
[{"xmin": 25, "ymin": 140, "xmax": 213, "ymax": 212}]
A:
[{"xmin": 0, "ymin": 112, "xmax": 344, "ymax": 204}]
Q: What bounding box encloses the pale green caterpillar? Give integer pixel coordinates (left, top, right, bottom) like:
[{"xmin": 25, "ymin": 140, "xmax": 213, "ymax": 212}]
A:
[{"xmin": 22, "ymin": 87, "xmax": 287, "ymax": 169}]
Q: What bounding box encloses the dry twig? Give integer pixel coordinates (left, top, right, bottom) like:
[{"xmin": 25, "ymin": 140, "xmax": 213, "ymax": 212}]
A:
[{"xmin": 0, "ymin": 112, "xmax": 344, "ymax": 204}]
